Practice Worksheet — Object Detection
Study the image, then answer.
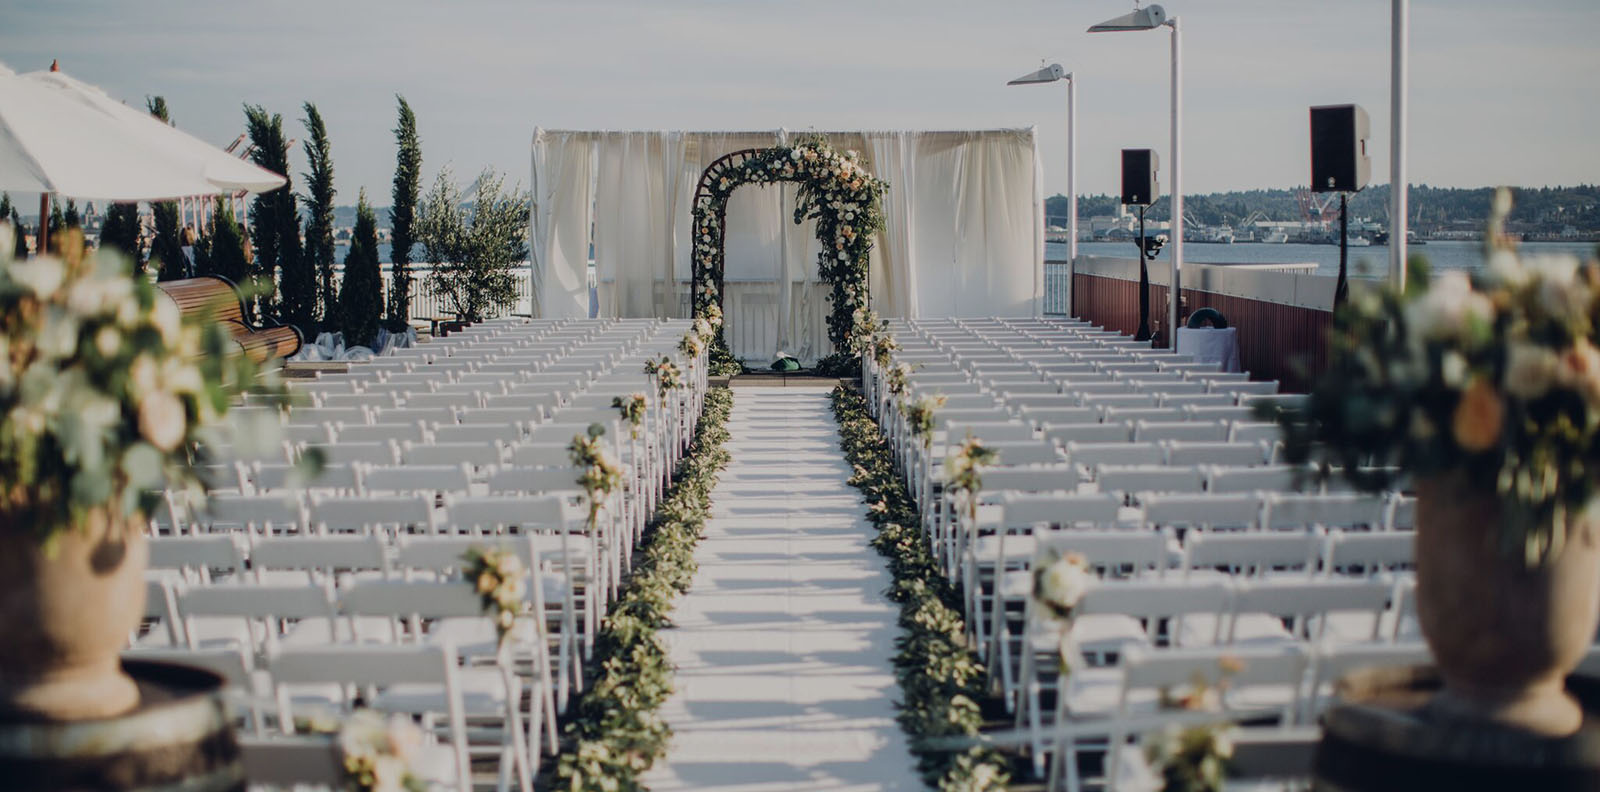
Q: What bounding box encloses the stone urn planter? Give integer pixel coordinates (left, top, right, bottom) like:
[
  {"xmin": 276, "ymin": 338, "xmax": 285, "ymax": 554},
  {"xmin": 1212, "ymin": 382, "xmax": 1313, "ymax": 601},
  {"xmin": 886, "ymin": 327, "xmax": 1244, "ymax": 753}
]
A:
[
  {"xmin": 1414, "ymin": 474, "xmax": 1600, "ymax": 737},
  {"xmin": 0, "ymin": 510, "xmax": 147, "ymax": 721}
]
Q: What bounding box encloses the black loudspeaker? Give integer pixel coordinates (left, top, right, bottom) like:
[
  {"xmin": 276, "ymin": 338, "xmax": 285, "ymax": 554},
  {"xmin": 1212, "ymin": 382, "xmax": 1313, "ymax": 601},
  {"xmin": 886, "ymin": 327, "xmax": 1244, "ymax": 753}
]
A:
[
  {"xmin": 1310, "ymin": 104, "xmax": 1371, "ymax": 193},
  {"xmin": 1121, "ymin": 148, "xmax": 1159, "ymax": 206}
]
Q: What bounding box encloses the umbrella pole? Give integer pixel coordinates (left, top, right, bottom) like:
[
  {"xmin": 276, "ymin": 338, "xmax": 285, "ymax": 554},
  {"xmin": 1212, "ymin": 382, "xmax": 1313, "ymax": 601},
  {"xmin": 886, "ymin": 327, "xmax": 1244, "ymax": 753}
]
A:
[{"xmin": 37, "ymin": 193, "xmax": 50, "ymax": 256}]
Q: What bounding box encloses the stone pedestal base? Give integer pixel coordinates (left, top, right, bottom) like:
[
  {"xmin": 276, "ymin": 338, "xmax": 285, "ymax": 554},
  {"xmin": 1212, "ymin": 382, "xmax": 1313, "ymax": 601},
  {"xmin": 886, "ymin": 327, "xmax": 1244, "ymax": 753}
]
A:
[
  {"xmin": 1314, "ymin": 665, "xmax": 1600, "ymax": 791},
  {"xmin": 0, "ymin": 660, "xmax": 241, "ymax": 790}
]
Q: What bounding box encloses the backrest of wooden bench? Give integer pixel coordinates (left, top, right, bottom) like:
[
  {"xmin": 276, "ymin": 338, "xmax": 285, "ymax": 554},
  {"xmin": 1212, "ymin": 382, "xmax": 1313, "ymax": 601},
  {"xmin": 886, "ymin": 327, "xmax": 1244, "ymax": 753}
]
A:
[{"xmin": 155, "ymin": 276, "xmax": 247, "ymax": 324}]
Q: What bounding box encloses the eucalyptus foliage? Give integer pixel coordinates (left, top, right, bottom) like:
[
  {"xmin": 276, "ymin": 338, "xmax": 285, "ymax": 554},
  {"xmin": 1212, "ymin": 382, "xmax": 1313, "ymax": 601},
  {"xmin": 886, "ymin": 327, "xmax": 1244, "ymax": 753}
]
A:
[
  {"xmin": 388, "ymin": 95, "xmax": 421, "ymax": 331},
  {"xmin": 416, "ymin": 169, "xmax": 527, "ymax": 323},
  {"xmin": 556, "ymin": 387, "xmax": 733, "ymax": 791},
  {"xmin": 0, "ymin": 229, "xmax": 305, "ymax": 544},
  {"xmin": 832, "ymin": 386, "xmax": 1012, "ymax": 790},
  {"xmin": 300, "ymin": 102, "xmax": 338, "ymax": 331}
]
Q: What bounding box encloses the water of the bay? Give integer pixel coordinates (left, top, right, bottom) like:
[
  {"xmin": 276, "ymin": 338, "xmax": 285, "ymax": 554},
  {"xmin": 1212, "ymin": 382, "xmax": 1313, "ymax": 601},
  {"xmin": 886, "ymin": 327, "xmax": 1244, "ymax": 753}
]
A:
[{"xmin": 1052, "ymin": 239, "xmax": 1599, "ymax": 278}]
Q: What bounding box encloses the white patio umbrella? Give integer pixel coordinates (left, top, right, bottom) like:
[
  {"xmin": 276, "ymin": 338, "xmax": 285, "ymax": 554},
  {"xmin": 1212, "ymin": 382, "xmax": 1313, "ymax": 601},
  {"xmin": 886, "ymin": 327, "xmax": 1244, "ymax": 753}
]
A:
[
  {"xmin": 0, "ymin": 61, "xmax": 284, "ymax": 252},
  {"xmin": 21, "ymin": 68, "xmax": 285, "ymax": 195}
]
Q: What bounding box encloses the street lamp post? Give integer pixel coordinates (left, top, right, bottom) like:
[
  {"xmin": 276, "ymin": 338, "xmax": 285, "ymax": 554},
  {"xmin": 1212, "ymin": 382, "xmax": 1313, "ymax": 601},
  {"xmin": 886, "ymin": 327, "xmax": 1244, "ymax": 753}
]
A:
[
  {"xmin": 1390, "ymin": 0, "xmax": 1409, "ymax": 288},
  {"xmin": 1090, "ymin": 4, "xmax": 1182, "ymax": 348},
  {"xmin": 1007, "ymin": 63, "xmax": 1077, "ymax": 315}
]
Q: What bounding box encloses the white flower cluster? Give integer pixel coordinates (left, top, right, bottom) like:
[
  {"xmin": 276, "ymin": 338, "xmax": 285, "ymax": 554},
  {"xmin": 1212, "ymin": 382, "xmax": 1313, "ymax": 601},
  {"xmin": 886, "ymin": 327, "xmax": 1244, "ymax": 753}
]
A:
[
  {"xmin": 1032, "ymin": 549, "xmax": 1093, "ymax": 621},
  {"xmin": 337, "ymin": 708, "xmax": 427, "ymax": 792},
  {"xmin": 467, "ymin": 545, "xmax": 527, "ymax": 637},
  {"xmin": 0, "ymin": 233, "xmax": 280, "ymax": 529}
]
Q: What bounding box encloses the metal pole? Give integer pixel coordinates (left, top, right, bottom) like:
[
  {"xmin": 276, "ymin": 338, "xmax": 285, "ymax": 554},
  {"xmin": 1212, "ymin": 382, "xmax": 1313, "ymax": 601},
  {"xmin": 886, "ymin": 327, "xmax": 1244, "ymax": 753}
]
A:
[
  {"xmin": 1168, "ymin": 17, "xmax": 1183, "ymax": 348},
  {"xmin": 1066, "ymin": 74, "xmax": 1078, "ymax": 264},
  {"xmin": 1136, "ymin": 206, "xmax": 1151, "ymax": 342},
  {"xmin": 1390, "ymin": 0, "xmax": 1409, "ymax": 288},
  {"xmin": 37, "ymin": 193, "xmax": 49, "ymax": 256},
  {"xmin": 1336, "ymin": 193, "xmax": 1350, "ymax": 307}
]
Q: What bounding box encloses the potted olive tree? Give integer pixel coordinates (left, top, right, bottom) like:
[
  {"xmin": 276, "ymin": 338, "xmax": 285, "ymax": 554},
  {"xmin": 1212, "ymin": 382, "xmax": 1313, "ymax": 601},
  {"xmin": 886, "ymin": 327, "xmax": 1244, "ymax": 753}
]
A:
[
  {"xmin": 1276, "ymin": 189, "xmax": 1600, "ymax": 736},
  {"xmin": 0, "ymin": 227, "xmax": 297, "ymax": 720}
]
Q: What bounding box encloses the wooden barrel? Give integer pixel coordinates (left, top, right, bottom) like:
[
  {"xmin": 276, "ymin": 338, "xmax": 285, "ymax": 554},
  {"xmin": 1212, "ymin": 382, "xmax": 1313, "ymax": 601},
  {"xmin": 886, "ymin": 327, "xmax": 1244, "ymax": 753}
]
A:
[
  {"xmin": 0, "ymin": 660, "xmax": 242, "ymax": 790},
  {"xmin": 1313, "ymin": 665, "xmax": 1600, "ymax": 791}
]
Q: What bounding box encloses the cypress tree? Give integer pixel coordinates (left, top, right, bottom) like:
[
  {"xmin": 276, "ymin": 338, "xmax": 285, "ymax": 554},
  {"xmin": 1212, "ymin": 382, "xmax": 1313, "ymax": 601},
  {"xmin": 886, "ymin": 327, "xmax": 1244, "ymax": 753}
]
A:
[
  {"xmin": 340, "ymin": 190, "xmax": 382, "ymax": 349},
  {"xmin": 146, "ymin": 97, "xmax": 187, "ymax": 280},
  {"xmin": 62, "ymin": 200, "xmax": 80, "ymax": 229},
  {"xmin": 301, "ymin": 102, "xmax": 337, "ymax": 332},
  {"xmin": 387, "ymin": 95, "xmax": 421, "ymax": 331},
  {"xmin": 245, "ymin": 104, "xmax": 311, "ymax": 331},
  {"xmin": 0, "ymin": 194, "xmax": 23, "ymax": 259},
  {"xmin": 100, "ymin": 203, "xmax": 144, "ymax": 271},
  {"xmin": 206, "ymin": 200, "xmax": 249, "ymax": 285},
  {"xmin": 10, "ymin": 211, "xmax": 25, "ymax": 260},
  {"xmin": 48, "ymin": 201, "xmax": 64, "ymax": 240}
]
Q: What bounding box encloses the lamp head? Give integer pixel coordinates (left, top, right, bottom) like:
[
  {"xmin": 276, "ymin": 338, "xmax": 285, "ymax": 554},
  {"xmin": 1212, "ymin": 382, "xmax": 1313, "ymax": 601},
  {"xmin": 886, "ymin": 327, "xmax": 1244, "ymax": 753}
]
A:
[
  {"xmin": 1088, "ymin": 3, "xmax": 1168, "ymax": 32},
  {"xmin": 1007, "ymin": 63, "xmax": 1067, "ymax": 86}
]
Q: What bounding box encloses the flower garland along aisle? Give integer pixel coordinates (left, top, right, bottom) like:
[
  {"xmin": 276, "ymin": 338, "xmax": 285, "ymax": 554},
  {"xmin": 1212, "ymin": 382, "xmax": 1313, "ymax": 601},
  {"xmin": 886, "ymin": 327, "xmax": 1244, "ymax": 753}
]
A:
[
  {"xmin": 832, "ymin": 385, "xmax": 1012, "ymax": 790},
  {"xmin": 553, "ymin": 387, "xmax": 733, "ymax": 792},
  {"xmin": 690, "ymin": 137, "xmax": 887, "ymax": 376}
]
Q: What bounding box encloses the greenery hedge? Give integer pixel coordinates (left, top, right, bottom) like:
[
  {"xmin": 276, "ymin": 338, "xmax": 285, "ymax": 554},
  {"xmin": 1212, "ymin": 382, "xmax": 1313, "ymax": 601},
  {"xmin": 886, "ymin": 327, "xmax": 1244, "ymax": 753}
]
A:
[
  {"xmin": 831, "ymin": 385, "xmax": 1012, "ymax": 791},
  {"xmin": 554, "ymin": 386, "xmax": 733, "ymax": 791}
]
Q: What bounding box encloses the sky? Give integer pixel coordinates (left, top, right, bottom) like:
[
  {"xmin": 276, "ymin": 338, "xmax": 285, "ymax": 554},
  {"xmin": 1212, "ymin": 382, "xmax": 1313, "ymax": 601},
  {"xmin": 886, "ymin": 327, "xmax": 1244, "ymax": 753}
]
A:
[{"xmin": 3, "ymin": 0, "xmax": 1598, "ymax": 206}]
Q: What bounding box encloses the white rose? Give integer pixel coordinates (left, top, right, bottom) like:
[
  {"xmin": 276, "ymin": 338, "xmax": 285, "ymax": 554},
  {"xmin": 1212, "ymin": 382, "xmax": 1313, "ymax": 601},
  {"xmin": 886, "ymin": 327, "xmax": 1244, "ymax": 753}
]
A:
[
  {"xmin": 1504, "ymin": 342, "xmax": 1561, "ymax": 400},
  {"xmin": 1037, "ymin": 552, "xmax": 1092, "ymax": 612},
  {"xmin": 94, "ymin": 326, "xmax": 121, "ymax": 359},
  {"xmin": 1483, "ymin": 249, "xmax": 1528, "ymax": 289},
  {"xmin": 138, "ymin": 389, "xmax": 187, "ymax": 451},
  {"xmin": 36, "ymin": 308, "xmax": 80, "ymax": 360},
  {"xmin": 7, "ymin": 258, "xmax": 65, "ymax": 298},
  {"xmin": 1406, "ymin": 271, "xmax": 1491, "ymax": 341},
  {"xmin": 67, "ymin": 275, "xmax": 132, "ymax": 317},
  {"xmin": 151, "ymin": 297, "xmax": 182, "ymax": 346}
]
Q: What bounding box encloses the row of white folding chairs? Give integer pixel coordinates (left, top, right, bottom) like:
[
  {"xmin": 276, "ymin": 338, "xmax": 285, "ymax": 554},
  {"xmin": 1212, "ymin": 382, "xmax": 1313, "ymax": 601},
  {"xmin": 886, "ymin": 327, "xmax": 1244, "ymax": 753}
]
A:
[
  {"xmin": 141, "ymin": 531, "xmax": 586, "ymax": 721},
  {"xmin": 1031, "ymin": 641, "xmax": 1433, "ymax": 790},
  {"xmin": 131, "ymin": 587, "xmax": 550, "ymax": 790}
]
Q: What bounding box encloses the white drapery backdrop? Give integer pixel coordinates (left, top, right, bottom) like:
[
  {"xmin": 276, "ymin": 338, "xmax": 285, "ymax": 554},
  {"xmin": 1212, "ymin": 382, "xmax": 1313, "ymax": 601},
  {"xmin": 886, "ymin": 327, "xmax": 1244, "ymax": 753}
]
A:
[{"xmin": 530, "ymin": 128, "xmax": 1042, "ymax": 363}]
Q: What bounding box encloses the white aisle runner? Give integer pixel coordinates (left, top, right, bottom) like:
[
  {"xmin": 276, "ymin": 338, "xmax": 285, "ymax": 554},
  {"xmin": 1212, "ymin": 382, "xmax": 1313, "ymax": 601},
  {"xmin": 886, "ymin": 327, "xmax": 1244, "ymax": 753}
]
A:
[{"xmin": 643, "ymin": 387, "xmax": 916, "ymax": 791}]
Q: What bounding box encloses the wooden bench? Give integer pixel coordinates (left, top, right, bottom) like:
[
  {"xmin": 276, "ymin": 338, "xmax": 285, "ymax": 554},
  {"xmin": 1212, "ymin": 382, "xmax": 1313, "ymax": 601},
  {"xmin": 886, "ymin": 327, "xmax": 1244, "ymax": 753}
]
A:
[{"xmin": 154, "ymin": 276, "xmax": 302, "ymax": 363}]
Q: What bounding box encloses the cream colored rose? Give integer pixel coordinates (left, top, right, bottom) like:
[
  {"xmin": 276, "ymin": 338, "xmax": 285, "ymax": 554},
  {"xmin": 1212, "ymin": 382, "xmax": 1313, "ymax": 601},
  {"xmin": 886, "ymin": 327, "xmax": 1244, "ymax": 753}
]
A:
[
  {"xmin": 1504, "ymin": 341, "xmax": 1560, "ymax": 400},
  {"xmin": 94, "ymin": 326, "xmax": 121, "ymax": 359},
  {"xmin": 8, "ymin": 258, "xmax": 65, "ymax": 298},
  {"xmin": 151, "ymin": 297, "xmax": 182, "ymax": 346},
  {"xmin": 138, "ymin": 389, "xmax": 187, "ymax": 451},
  {"xmin": 1556, "ymin": 338, "xmax": 1600, "ymax": 408},
  {"xmin": 1406, "ymin": 271, "xmax": 1492, "ymax": 341}
]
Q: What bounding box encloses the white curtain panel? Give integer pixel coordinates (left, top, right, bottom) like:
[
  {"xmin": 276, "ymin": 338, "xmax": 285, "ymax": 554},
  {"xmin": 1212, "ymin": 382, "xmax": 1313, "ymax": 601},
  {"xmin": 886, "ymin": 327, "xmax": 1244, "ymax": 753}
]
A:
[
  {"xmin": 593, "ymin": 131, "xmax": 683, "ymax": 318},
  {"xmin": 913, "ymin": 129, "xmax": 1041, "ymax": 317},
  {"xmin": 529, "ymin": 129, "xmax": 594, "ymax": 319},
  {"xmin": 537, "ymin": 128, "xmax": 1041, "ymax": 340},
  {"xmin": 867, "ymin": 131, "xmax": 919, "ymax": 318}
]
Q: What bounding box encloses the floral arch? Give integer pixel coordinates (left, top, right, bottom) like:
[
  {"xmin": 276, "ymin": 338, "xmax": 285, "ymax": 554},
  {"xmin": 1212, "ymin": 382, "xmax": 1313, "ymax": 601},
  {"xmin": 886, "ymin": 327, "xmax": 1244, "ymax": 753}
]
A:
[{"xmin": 690, "ymin": 138, "xmax": 887, "ymax": 373}]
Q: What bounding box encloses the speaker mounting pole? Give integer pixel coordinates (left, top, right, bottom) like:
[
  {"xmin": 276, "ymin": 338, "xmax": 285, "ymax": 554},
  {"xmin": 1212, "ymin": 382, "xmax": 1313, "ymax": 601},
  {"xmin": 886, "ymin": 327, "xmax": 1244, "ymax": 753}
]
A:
[
  {"xmin": 1336, "ymin": 193, "xmax": 1350, "ymax": 308},
  {"xmin": 1135, "ymin": 205, "xmax": 1152, "ymax": 342}
]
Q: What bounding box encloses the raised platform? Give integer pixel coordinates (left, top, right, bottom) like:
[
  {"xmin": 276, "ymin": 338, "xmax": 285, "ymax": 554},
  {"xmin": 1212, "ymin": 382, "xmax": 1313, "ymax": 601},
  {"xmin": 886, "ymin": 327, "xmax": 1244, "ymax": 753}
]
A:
[
  {"xmin": 712, "ymin": 372, "xmax": 856, "ymax": 389},
  {"xmin": 1315, "ymin": 665, "xmax": 1600, "ymax": 791}
]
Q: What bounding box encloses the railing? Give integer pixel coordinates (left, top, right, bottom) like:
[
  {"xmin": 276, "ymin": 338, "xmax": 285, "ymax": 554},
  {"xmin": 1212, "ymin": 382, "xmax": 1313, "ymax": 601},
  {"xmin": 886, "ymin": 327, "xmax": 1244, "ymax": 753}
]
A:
[
  {"xmin": 1043, "ymin": 261, "xmax": 1071, "ymax": 316},
  {"xmin": 363, "ymin": 261, "xmax": 537, "ymax": 323},
  {"xmin": 1065, "ymin": 255, "xmax": 1342, "ymax": 392}
]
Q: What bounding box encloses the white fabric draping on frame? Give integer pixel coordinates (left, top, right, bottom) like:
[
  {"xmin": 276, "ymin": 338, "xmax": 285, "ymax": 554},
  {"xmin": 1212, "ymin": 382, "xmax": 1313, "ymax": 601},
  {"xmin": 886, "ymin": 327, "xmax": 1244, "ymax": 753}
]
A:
[
  {"xmin": 530, "ymin": 128, "xmax": 1042, "ymax": 362},
  {"xmin": 529, "ymin": 129, "xmax": 594, "ymax": 319}
]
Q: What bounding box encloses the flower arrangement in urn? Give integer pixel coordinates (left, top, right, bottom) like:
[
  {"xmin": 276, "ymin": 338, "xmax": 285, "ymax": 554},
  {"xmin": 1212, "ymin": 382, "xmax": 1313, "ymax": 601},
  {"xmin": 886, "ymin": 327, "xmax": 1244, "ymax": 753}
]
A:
[
  {"xmin": 0, "ymin": 229, "xmax": 301, "ymax": 720},
  {"xmin": 1274, "ymin": 189, "xmax": 1600, "ymax": 735}
]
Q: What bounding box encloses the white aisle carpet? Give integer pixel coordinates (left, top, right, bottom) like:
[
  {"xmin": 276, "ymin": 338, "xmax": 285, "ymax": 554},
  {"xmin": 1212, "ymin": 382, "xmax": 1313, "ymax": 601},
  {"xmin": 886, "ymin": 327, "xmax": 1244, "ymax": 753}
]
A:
[{"xmin": 642, "ymin": 387, "xmax": 916, "ymax": 791}]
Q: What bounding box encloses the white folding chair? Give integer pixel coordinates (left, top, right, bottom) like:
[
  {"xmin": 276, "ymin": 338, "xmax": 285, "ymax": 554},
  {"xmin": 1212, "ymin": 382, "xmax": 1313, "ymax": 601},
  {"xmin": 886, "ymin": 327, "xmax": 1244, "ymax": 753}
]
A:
[{"xmin": 267, "ymin": 644, "xmax": 480, "ymax": 792}]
